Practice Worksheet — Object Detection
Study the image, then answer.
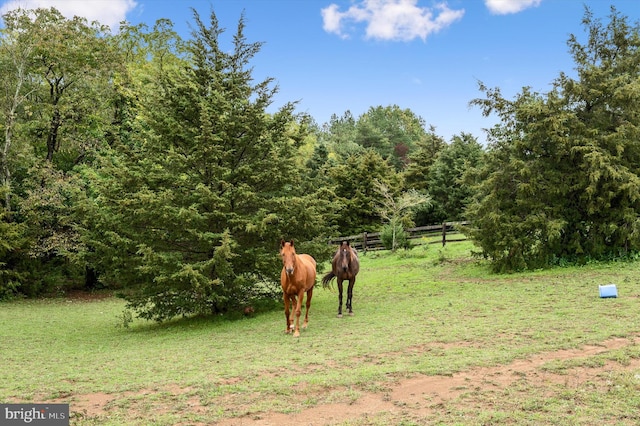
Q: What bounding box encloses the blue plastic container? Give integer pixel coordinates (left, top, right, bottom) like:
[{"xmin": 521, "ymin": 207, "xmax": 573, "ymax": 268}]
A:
[{"xmin": 599, "ymin": 284, "xmax": 618, "ymax": 298}]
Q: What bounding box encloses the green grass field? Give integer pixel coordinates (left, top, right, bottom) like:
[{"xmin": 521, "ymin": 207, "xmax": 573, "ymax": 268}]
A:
[{"xmin": 2, "ymin": 241, "xmax": 640, "ymax": 425}]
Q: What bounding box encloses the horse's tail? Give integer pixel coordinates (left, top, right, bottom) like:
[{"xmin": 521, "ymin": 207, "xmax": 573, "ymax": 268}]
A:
[{"xmin": 321, "ymin": 271, "xmax": 336, "ymax": 288}]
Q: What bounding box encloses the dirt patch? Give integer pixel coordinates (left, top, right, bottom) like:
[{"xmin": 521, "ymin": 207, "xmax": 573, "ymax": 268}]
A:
[
  {"xmin": 41, "ymin": 335, "xmax": 640, "ymax": 425},
  {"xmin": 215, "ymin": 335, "xmax": 640, "ymax": 426},
  {"xmin": 56, "ymin": 385, "xmax": 201, "ymax": 421},
  {"xmin": 71, "ymin": 392, "xmax": 113, "ymax": 417}
]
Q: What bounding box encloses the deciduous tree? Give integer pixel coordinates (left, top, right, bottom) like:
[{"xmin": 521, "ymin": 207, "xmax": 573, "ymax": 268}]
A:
[{"xmin": 355, "ymin": 105, "xmax": 429, "ymax": 170}]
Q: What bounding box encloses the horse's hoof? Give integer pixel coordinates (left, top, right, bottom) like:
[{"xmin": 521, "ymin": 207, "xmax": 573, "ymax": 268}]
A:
[
  {"xmin": 337, "ymin": 314, "xmax": 343, "ymax": 318},
  {"xmin": 294, "ymin": 332, "xmax": 300, "ymax": 337}
]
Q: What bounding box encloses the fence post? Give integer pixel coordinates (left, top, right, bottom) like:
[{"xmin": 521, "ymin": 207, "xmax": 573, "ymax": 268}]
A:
[
  {"xmin": 442, "ymin": 222, "xmax": 447, "ymax": 246},
  {"xmin": 363, "ymin": 232, "xmax": 368, "ymax": 253}
]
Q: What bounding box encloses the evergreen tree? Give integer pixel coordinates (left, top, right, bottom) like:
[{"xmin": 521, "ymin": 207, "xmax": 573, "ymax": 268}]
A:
[
  {"xmin": 403, "ymin": 127, "xmax": 447, "ymax": 225},
  {"xmin": 321, "ymin": 110, "xmax": 362, "ymax": 159},
  {"xmin": 427, "ymin": 133, "xmax": 484, "ymax": 223},
  {"xmin": 328, "ymin": 149, "xmax": 401, "ymax": 234},
  {"xmin": 403, "ymin": 126, "xmax": 446, "ymax": 190},
  {"xmin": 83, "ymin": 10, "xmax": 332, "ymax": 321},
  {"xmin": 467, "ymin": 6, "xmax": 640, "ymax": 271}
]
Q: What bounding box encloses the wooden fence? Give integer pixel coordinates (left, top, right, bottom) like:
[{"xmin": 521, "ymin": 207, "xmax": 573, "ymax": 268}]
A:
[{"xmin": 328, "ymin": 221, "xmax": 469, "ymax": 252}]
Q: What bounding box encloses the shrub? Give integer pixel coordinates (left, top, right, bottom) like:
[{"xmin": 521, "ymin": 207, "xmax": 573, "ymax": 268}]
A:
[{"xmin": 380, "ymin": 222, "xmax": 411, "ymax": 251}]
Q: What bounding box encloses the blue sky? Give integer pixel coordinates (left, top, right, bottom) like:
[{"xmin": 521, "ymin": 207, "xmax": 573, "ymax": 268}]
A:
[{"xmin": 1, "ymin": 1, "xmax": 639, "ymax": 143}]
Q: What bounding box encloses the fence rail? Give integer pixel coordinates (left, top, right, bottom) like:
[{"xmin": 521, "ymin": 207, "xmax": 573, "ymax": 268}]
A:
[{"xmin": 328, "ymin": 221, "xmax": 469, "ymax": 252}]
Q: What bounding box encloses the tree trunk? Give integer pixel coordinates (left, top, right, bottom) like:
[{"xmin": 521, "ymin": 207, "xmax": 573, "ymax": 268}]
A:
[
  {"xmin": 1, "ymin": 121, "xmax": 12, "ymax": 213},
  {"xmin": 1, "ymin": 65, "xmax": 26, "ymax": 215},
  {"xmin": 46, "ymin": 107, "xmax": 61, "ymax": 162},
  {"xmin": 84, "ymin": 266, "xmax": 99, "ymax": 290}
]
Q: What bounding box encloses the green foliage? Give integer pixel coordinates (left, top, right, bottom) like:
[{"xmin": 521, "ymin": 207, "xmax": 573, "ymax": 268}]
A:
[
  {"xmin": 306, "ymin": 142, "xmax": 329, "ymax": 178},
  {"xmin": 426, "ymin": 132, "xmax": 484, "ymax": 223},
  {"xmin": 12, "ymin": 7, "xmax": 118, "ymax": 166},
  {"xmin": 0, "ymin": 205, "xmax": 27, "ymax": 299},
  {"xmin": 403, "ymin": 128, "xmax": 448, "ymax": 225},
  {"xmin": 322, "ymin": 105, "xmax": 432, "ymax": 172},
  {"xmin": 18, "ymin": 164, "xmax": 83, "ymax": 259},
  {"xmin": 374, "ymin": 179, "xmax": 429, "ymax": 250},
  {"xmin": 0, "ymin": 4, "xmax": 446, "ymax": 305},
  {"xmin": 380, "ymin": 220, "xmax": 410, "ymax": 250},
  {"xmin": 0, "ymin": 7, "xmax": 122, "ymax": 296},
  {"xmin": 81, "ymin": 10, "xmax": 333, "ymax": 321},
  {"xmin": 328, "ymin": 149, "xmax": 400, "ymax": 234},
  {"xmin": 403, "ymin": 126, "xmax": 447, "ymax": 190},
  {"xmin": 354, "ymin": 105, "xmax": 428, "ymax": 170},
  {"xmin": 321, "ymin": 110, "xmax": 362, "ymax": 160},
  {"xmin": 467, "ymin": 6, "xmax": 640, "ymax": 271}
]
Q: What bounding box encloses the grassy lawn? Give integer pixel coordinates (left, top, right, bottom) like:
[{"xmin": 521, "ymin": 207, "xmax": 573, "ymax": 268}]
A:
[{"xmin": 2, "ymin": 241, "xmax": 640, "ymax": 425}]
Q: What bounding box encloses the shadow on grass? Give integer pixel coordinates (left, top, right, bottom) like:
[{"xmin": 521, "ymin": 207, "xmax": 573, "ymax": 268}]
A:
[{"xmin": 119, "ymin": 298, "xmax": 282, "ymax": 333}]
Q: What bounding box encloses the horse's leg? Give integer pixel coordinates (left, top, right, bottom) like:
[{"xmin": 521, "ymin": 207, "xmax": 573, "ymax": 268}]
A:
[
  {"xmin": 283, "ymin": 293, "xmax": 292, "ymax": 334},
  {"xmin": 302, "ymin": 287, "xmax": 313, "ymax": 329},
  {"xmin": 347, "ymin": 278, "xmax": 356, "ymax": 316},
  {"xmin": 337, "ymin": 277, "xmax": 344, "ymax": 318},
  {"xmin": 289, "ymin": 295, "xmax": 297, "ymax": 331},
  {"xmin": 293, "ymin": 290, "xmax": 304, "ymax": 337}
]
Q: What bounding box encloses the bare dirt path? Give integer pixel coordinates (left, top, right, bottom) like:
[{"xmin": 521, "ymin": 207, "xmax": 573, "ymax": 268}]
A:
[
  {"xmin": 214, "ymin": 335, "xmax": 640, "ymax": 426},
  {"xmin": 56, "ymin": 335, "xmax": 639, "ymax": 425}
]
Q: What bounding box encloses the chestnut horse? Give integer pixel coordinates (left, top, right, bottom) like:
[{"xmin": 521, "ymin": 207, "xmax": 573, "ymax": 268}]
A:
[
  {"xmin": 322, "ymin": 241, "xmax": 360, "ymax": 317},
  {"xmin": 280, "ymin": 240, "xmax": 317, "ymax": 337}
]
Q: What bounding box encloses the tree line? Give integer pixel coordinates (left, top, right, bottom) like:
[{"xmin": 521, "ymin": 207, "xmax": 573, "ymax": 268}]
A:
[{"xmin": 0, "ymin": 5, "xmax": 638, "ymax": 321}]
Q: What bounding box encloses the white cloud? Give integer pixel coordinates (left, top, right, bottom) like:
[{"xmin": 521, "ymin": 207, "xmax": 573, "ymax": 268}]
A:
[
  {"xmin": 321, "ymin": 0, "xmax": 465, "ymax": 42},
  {"xmin": 484, "ymin": 0, "xmax": 542, "ymax": 15},
  {"xmin": 0, "ymin": 0, "xmax": 137, "ymax": 30},
  {"xmin": 321, "ymin": 4, "xmax": 341, "ymax": 34}
]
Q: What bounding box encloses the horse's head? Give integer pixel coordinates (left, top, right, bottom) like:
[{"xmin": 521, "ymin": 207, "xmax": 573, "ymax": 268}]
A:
[
  {"xmin": 337, "ymin": 241, "xmax": 353, "ymax": 272},
  {"xmin": 280, "ymin": 239, "xmax": 297, "ymax": 276}
]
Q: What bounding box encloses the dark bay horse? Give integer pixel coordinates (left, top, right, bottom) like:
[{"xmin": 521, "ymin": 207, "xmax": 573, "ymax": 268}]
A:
[
  {"xmin": 322, "ymin": 241, "xmax": 360, "ymax": 317},
  {"xmin": 280, "ymin": 240, "xmax": 317, "ymax": 337}
]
